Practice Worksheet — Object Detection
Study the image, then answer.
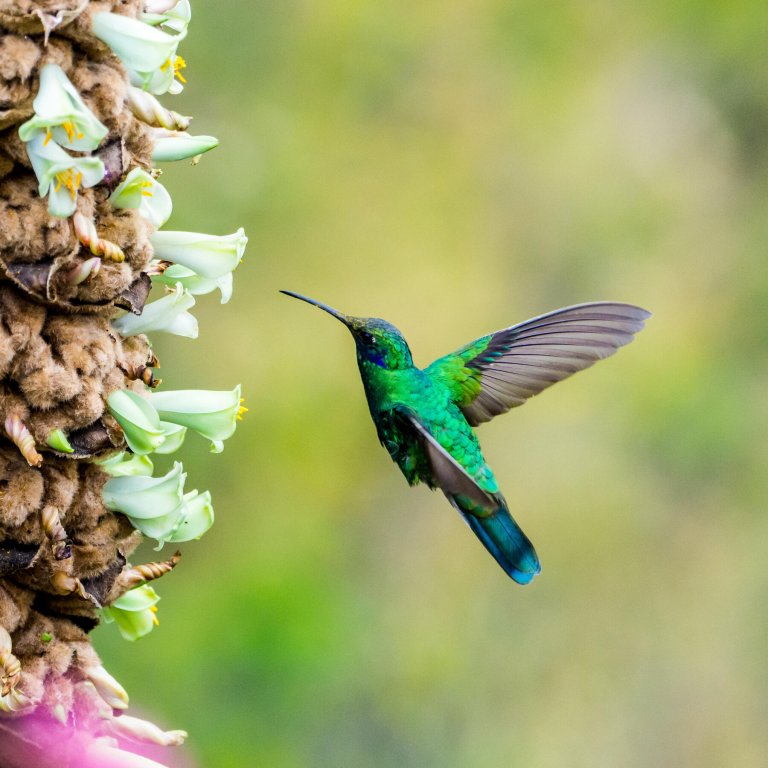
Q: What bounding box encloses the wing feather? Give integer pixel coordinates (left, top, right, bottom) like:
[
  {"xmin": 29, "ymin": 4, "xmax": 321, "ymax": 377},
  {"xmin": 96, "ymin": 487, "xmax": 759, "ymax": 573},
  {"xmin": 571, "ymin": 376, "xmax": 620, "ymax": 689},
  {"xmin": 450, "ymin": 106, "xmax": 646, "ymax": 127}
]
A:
[
  {"xmin": 393, "ymin": 408, "xmax": 494, "ymax": 509},
  {"xmin": 425, "ymin": 302, "xmax": 650, "ymax": 426}
]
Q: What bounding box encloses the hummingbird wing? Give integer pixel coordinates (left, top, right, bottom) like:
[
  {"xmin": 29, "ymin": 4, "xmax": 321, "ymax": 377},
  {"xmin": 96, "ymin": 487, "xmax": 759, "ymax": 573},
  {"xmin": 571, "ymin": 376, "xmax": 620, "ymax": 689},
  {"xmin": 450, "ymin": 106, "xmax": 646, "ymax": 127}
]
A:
[
  {"xmin": 393, "ymin": 407, "xmax": 540, "ymax": 584},
  {"xmin": 425, "ymin": 302, "xmax": 650, "ymax": 426}
]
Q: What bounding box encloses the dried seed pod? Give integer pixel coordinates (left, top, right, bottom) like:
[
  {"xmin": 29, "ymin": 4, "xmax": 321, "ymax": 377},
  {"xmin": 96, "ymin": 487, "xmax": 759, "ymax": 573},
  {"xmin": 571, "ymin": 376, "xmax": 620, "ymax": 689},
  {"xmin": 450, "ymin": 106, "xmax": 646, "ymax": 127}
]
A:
[
  {"xmin": 40, "ymin": 506, "xmax": 71, "ymax": 560},
  {"xmin": 115, "ymin": 551, "xmax": 181, "ymax": 593},
  {"xmin": 72, "ymin": 212, "xmax": 125, "ymax": 263},
  {"xmin": 0, "ymin": 626, "xmax": 21, "ymax": 697},
  {"xmin": 64, "ymin": 257, "xmax": 101, "ymax": 286}
]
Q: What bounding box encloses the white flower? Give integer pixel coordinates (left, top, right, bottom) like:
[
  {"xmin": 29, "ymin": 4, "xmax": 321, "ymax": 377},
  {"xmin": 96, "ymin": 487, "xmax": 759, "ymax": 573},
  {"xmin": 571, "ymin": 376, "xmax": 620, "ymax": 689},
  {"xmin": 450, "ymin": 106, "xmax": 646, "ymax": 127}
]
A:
[
  {"xmin": 150, "ymin": 227, "xmax": 246, "ymax": 279},
  {"xmin": 150, "ymin": 385, "xmax": 244, "ymax": 453},
  {"xmin": 135, "ymin": 489, "xmax": 214, "ymax": 544},
  {"xmin": 102, "ymin": 461, "xmax": 186, "ymax": 520},
  {"xmin": 112, "ymin": 283, "xmax": 198, "ymax": 339},
  {"xmin": 92, "ymin": 12, "xmax": 187, "ymax": 95},
  {"xmin": 142, "ymin": 0, "xmax": 192, "ymax": 36},
  {"xmin": 25, "ymin": 132, "xmax": 105, "ymax": 218},
  {"xmin": 109, "ymin": 167, "xmax": 173, "ymax": 227},
  {"xmin": 153, "ymin": 265, "xmax": 233, "ymax": 304},
  {"xmin": 19, "ymin": 64, "xmax": 108, "ymax": 152},
  {"xmin": 103, "ymin": 462, "xmax": 214, "ymax": 547}
]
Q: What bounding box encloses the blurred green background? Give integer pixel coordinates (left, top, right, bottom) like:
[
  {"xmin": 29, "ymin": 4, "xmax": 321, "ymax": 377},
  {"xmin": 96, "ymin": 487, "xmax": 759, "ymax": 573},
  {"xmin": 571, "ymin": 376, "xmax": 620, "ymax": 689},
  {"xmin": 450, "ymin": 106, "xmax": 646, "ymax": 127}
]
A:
[{"xmin": 93, "ymin": 1, "xmax": 768, "ymax": 766}]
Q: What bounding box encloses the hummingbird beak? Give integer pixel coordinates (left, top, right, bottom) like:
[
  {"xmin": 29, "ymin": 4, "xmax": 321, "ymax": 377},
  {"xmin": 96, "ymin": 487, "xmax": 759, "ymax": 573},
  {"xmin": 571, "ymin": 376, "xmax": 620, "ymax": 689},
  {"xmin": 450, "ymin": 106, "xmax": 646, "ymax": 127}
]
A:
[{"xmin": 280, "ymin": 290, "xmax": 350, "ymax": 327}]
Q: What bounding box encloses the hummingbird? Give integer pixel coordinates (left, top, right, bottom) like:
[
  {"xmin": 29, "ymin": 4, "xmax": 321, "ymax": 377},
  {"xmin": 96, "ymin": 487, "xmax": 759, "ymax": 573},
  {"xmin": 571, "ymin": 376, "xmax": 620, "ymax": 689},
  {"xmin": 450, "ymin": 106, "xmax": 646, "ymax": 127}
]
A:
[{"xmin": 281, "ymin": 290, "xmax": 649, "ymax": 584}]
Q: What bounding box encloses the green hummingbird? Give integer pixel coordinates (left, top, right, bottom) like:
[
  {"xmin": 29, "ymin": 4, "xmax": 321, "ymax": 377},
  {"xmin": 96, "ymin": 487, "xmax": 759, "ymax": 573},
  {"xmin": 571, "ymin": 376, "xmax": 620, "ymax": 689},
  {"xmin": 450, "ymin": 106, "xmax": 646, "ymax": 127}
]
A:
[{"xmin": 282, "ymin": 290, "xmax": 649, "ymax": 584}]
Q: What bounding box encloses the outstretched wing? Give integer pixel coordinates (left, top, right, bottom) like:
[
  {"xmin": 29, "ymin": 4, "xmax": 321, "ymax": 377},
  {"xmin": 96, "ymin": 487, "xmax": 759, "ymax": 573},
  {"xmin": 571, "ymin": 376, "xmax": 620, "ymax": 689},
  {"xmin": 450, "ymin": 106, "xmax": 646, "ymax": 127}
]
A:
[{"xmin": 425, "ymin": 302, "xmax": 650, "ymax": 426}]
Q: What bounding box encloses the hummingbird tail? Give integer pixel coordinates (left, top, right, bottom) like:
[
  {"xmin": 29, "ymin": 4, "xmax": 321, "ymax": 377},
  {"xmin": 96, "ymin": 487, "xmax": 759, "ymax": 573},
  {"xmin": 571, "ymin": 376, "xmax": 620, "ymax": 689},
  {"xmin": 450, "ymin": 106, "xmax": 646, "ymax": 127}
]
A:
[{"xmin": 451, "ymin": 495, "xmax": 541, "ymax": 584}]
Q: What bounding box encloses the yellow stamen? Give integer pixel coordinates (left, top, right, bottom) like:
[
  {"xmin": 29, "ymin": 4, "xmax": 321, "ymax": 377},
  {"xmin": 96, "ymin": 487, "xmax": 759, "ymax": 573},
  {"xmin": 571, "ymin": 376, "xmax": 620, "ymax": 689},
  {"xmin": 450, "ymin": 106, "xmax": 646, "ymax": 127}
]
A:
[
  {"xmin": 161, "ymin": 55, "xmax": 187, "ymax": 85},
  {"xmin": 174, "ymin": 55, "xmax": 187, "ymax": 83},
  {"xmin": 237, "ymin": 398, "xmax": 248, "ymax": 421},
  {"xmin": 140, "ymin": 180, "xmax": 154, "ymax": 198},
  {"xmin": 62, "ymin": 121, "xmax": 76, "ymax": 143},
  {"xmin": 43, "ymin": 129, "xmax": 53, "ymax": 146},
  {"xmin": 150, "ymin": 605, "xmax": 159, "ymax": 626},
  {"xmin": 54, "ymin": 168, "xmax": 83, "ymax": 200}
]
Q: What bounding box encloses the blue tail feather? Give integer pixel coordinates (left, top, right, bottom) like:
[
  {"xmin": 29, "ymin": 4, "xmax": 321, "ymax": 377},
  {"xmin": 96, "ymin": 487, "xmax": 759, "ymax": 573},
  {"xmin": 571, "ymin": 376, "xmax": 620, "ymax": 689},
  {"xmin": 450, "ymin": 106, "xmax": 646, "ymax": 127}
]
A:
[{"xmin": 455, "ymin": 497, "xmax": 541, "ymax": 584}]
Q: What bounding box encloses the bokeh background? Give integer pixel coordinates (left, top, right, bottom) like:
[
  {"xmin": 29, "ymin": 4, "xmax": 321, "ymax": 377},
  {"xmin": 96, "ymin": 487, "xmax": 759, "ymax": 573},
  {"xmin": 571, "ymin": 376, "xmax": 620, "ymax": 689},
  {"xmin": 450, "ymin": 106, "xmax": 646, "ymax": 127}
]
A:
[{"xmin": 93, "ymin": 1, "xmax": 768, "ymax": 766}]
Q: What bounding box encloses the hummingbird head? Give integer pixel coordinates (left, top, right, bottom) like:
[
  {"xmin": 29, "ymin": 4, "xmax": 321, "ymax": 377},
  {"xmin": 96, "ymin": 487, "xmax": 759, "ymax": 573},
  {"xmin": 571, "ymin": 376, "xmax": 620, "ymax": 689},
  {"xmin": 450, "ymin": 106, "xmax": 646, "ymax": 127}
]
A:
[{"xmin": 281, "ymin": 291, "xmax": 413, "ymax": 370}]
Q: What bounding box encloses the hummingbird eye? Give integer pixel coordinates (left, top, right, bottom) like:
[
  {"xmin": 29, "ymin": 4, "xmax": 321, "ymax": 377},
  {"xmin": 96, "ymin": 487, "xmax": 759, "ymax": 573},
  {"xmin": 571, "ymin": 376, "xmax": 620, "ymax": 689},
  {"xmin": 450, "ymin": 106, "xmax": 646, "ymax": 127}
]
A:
[{"xmin": 360, "ymin": 331, "xmax": 375, "ymax": 345}]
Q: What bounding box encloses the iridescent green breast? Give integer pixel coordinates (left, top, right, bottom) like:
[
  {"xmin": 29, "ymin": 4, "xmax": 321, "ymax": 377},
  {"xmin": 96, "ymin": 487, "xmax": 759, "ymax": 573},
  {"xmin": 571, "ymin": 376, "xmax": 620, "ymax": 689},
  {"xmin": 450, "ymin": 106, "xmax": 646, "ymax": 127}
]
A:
[{"xmin": 358, "ymin": 361, "xmax": 498, "ymax": 495}]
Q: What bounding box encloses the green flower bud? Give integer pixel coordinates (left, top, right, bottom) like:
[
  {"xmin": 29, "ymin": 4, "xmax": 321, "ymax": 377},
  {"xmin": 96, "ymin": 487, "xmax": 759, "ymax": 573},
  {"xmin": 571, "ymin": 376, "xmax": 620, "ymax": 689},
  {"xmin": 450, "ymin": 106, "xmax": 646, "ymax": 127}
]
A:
[
  {"xmin": 151, "ymin": 130, "xmax": 219, "ymax": 162},
  {"xmin": 46, "ymin": 429, "xmax": 74, "ymax": 453}
]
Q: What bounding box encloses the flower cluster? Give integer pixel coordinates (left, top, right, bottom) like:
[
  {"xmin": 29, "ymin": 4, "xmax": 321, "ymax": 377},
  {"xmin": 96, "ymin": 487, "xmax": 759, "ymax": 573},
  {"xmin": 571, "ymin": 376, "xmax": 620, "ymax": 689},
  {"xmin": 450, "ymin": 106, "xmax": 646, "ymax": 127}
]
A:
[
  {"xmin": 83, "ymin": 3, "xmax": 246, "ymax": 638},
  {"xmin": 18, "ymin": 64, "xmax": 108, "ymax": 217},
  {"xmin": 16, "ymin": 0, "xmax": 247, "ymax": 617},
  {"xmin": 0, "ymin": 0, "xmax": 247, "ymax": 760}
]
